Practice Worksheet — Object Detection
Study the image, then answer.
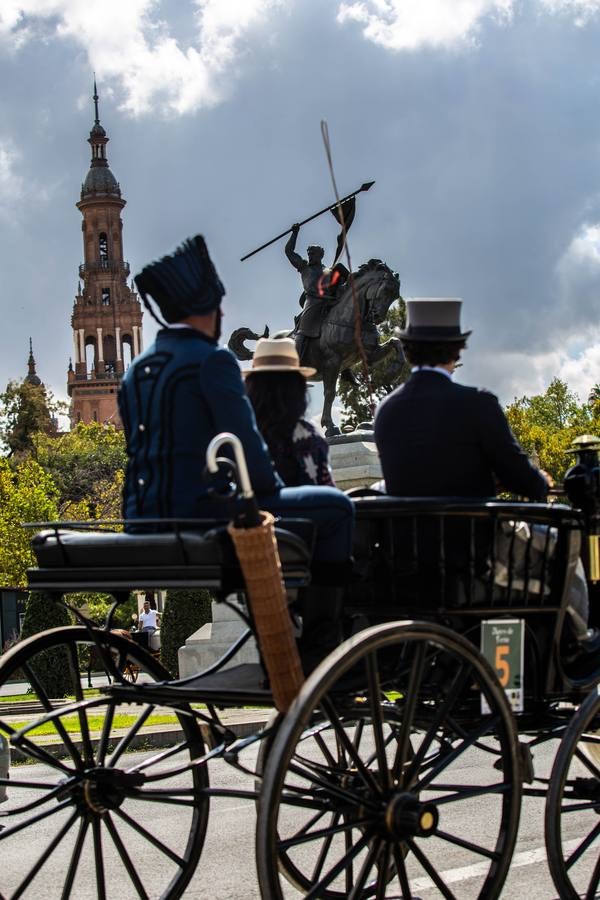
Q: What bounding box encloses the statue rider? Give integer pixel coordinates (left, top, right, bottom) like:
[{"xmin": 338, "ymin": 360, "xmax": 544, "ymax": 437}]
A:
[{"xmin": 285, "ymin": 223, "xmax": 347, "ymax": 365}]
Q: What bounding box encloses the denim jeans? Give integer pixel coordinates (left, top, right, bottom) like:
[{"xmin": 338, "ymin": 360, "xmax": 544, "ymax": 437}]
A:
[{"xmin": 257, "ymin": 485, "xmax": 354, "ymax": 564}]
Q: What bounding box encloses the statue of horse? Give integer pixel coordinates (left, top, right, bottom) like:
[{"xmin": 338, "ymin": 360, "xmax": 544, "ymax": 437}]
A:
[{"xmin": 229, "ymin": 259, "xmax": 403, "ymax": 435}]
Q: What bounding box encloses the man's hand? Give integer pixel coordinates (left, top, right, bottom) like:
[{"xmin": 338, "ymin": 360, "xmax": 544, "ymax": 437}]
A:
[
  {"xmin": 291, "ymin": 223, "xmax": 300, "ymax": 235},
  {"xmin": 540, "ymin": 469, "xmax": 555, "ymax": 489}
]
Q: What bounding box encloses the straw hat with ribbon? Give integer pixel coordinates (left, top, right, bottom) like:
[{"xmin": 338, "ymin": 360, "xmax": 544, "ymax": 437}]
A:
[{"xmin": 243, "ymin": 337, "xmax": 316, "ymax": 378}]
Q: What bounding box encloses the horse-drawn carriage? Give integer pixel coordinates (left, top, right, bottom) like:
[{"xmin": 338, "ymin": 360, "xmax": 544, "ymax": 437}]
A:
[{"xmin": 0, "ymin": 434, "xmax": 599, "ymax": 899}]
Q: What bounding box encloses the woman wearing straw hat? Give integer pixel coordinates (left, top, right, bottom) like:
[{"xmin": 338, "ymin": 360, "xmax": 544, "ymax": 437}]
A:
[
  {"xmin": 244, "ymin": 337, "xmax": 335, "ymax": 488},
  {"xmin": 120, "ymin": 235, "xmax": 353, "ymax": 673}
]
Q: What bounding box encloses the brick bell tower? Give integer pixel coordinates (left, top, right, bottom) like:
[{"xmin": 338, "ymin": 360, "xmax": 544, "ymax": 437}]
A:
[{"xmin": 68, "ymin": 81, "xmax": 143, "ymax": 427}]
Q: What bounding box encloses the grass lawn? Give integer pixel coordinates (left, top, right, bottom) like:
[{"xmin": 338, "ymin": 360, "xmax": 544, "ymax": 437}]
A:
[
  {"xmin": 7, "ymin": 711, "xmax": 182, "ymax": 737},
  {"xmin": 0, "ymin": 689, "xmax": 101, "ymax": 704}
]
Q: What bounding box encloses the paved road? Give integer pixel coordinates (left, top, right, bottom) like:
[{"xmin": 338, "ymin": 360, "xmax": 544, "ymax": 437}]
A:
[{"xmin": 1, "ymin": 736, "xmax": 587, "ymax": 899}]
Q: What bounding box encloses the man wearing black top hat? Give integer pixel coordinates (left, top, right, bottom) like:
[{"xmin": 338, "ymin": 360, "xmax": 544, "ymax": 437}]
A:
[
  {"xmin": 374, "ymin": 298, "xmax": 550, "ymax": 500},
  {"xmin": 119, "ymin": 235, "xmax": 354, "ymax": 673},
  {"xmin": 374, "ymin": 300, "xmax": 600, "ymax": 671}
]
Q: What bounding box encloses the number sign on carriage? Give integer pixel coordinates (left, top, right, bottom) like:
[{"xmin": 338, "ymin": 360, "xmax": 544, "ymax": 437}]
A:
[{"xmin": 481, "ymin": 619, "xmax": 524, "ymax": 714}]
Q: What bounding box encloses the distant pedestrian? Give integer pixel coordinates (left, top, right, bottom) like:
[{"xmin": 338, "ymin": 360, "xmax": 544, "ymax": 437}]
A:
[
  {"xmin": 245, "ymin": 337, "xmax": 335, "ymax": 487},
  {"xmin": 138, "ymin": 599, "xmax": 159, "ymax": 633}
]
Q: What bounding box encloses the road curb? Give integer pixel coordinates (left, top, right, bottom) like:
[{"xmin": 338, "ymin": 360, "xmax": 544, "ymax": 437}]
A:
[{"xmin": 9, "ymin": 709, "xmax": 275, "ymax": 762}]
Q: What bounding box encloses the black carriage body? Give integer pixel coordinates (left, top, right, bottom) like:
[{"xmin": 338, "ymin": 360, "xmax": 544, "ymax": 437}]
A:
[{"xmin": 349, "ymin": 496, "xmax": 586, "ymax": 710}]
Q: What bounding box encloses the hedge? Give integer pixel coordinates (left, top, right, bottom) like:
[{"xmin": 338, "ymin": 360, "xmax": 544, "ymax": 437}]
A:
[
  {"xmin": 160, "ymin": 589, "xmax": 213, "ymax": 678},
  {"xmin": 19, "ymin": 591, "xmax": 73, "ymax": 697}
]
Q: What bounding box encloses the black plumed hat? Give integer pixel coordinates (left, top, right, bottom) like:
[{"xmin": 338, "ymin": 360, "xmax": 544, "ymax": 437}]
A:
[{"xmin": 134, "ymin": 235, "xmax": 225, "ymax": 325}]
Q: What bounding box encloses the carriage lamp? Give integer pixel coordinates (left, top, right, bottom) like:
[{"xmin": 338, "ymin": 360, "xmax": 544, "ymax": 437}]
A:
[{"xmin": 564, "ymin": 434, "xmax": 600, "ymax": 582}]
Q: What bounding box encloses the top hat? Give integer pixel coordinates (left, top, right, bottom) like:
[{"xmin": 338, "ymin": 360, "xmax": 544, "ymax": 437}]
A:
[
  {"xmin": 243, "ymin": 337, "xmax": 316, "ymax": 378},
  {"xmin": 396, "ymin": 298, "xmax": 471, "ymax": 343}
]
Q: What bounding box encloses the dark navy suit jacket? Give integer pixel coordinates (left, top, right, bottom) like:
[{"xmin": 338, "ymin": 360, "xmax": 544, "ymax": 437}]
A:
[
  {"xmin": 119, "ymin": 328, "xmax": 282, "ymax": 520},
  {"xmin": 374, "ymin": 370, "xmax": 548, "ymax": 501}
]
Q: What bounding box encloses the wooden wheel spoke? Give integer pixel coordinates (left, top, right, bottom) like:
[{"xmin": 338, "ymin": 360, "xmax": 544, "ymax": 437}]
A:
[
  {"xmin": 0, "ymin": 779, "xmax": 77, "ymax": 818},
  {"xmin": 11, "ymin": 810, "xmax": 79, "ymax": 900},
  {"xmin": 304, "ymin": 831, "xmax": 372, "ymax": 899},
  {"xmin": 375, "ymin": 840, "xmax": 390, "ymax": 899},
  {"xmin": 392, "ymin": 843, "xmax": 413, "ymax": 898},
  {"xmin": 91, "ymin": 815, "xmax": 107, "ymax": 900},
  {"xmin": 393, "ymin": 643, "xmax": 426, "ymax": 779},
  {"xmin": 565, "ymin": 819, "xmax": 600, "ymax": 871},
  {"xmin": 108, "ymin": 705, "xmax": 155, "ymax": 766},
  {"xmin": 404, "ymin": 661, "xmax": 472, "ymax": 785},
  {"xmin": 575, "ymin": 746, "xmax": 600, "ymax": 780},
  {"xmin": 61, "ymin": 815, "xmax": 89, "ymax": 900},
  {"xmin": 278, "ymin": 815, "xmax": 371, "ymax": 851},
  {"xmin": 407, "ymin": 837, "xmax": 459, "ymax": 900},
  {"xmin": 66, "ymin": 641, "xmax": 95, "ymax": 764},
  {"xmin": 416, "ymin": 715, "xmax": 501, "ymax": 791},
  {"xmin": 433, "ymin": 781, "xmax": 511, "ymax": 805},
  {"xmin": 320, "ymin": 697, "xmax": 382, "ymax": 796},
  {"xmin": 434, "ymin": 827, "xmax": 500, "ymax": 860},
  {"xmin": 348, "ymin": 837, "xmax": 382, "ymax": 900},
  {"xmin": 310, "ymin": 812, "xmax": 339, "ymax": 884},
  {"xmin": 585, "ymin": 850, "xmax": 600, "ymax": 900},
  {"xmin": 0, "ymin": 797, "xmax": 73, "ymax": 841},
  {"xmin": 313, "ymin": 730, "xmax": 339, "ymax": 769},
  {"xmin": 287, "ymin": 760, "xmax": 377, "ymax": 810},
  {"xmin": 22, "ymin": 661, "xmax": 84, "ymax": 768},
  {"xmin": 366, "ymin": 651, "xmax": 391, "ymax": 790},
  {"xmin": 96, "ymin": 701, "xmax": 116, "ymax": 765},
  {"xmin": 105, "ymin": 812, "xmax": 150, "ymax": 900},
  {"xmin": 114, "ymin": 807, "xmax": 186, "ymax": 867},
  {"xmin": 286, "ymin": 809, "xmax": 329, "ymax": 844}
]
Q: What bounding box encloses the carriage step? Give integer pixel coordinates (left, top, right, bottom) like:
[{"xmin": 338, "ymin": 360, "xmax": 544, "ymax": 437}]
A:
[{"xmin": 104, "ymin": 663, "xmax": 274, "ymax": 707}]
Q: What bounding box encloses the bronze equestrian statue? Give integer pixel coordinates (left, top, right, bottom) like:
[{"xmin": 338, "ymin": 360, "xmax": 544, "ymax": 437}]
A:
[{"xmin": 229, "ymin": 258, "xmax": 403, "ymax": 436}]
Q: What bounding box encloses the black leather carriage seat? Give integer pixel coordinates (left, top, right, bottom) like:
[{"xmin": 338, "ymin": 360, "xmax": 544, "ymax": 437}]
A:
[{"xmin": 27, "ymin": 518, "xmax": 315, "ymax": 593}]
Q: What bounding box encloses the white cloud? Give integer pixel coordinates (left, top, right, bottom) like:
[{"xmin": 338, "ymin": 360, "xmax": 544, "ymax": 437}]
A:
[
  {"xmin": 336, "ymin": 0, "xmax": 515, "ymax": 51},
  {"xmin": 0, "ymin": 138, "xmax": 24, "ymax": 219},
  {"xmin": 0, "ymin": 1, "xmax": 284, "ymax": 116},
  {"xmin": 539, "ymin": 0, "xmax": 600, "ymax": 26},
  {"xmin": 466, "ymin": 332, "xmax": 600, "ymax": 406},
  {"xmin": 554, "ymin": 222, "xmax": 600, "ymax": 336},
  {"xmin": 336, "ymin": 0, "xmax": 600, "ymax": 51}
]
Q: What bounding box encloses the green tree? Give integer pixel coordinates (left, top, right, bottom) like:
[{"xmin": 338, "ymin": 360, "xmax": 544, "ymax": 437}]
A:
[
  {"xmin": 0, "ymin": 458, "xmax": 59, "ymax": 588},
  {"xmin": 19, "ymin": 592, "xmax": 73, "ymax": 697},
  {"xmin": 33, "ymin": 422, "xmax": 126, "ymax": 517},
  {"xmin": 160, "ymin": 590, "xmax": 213, "ymax": 678},
  {"xmin": 337, "ymin": 301, "xmax": 410, "ymax": 428},
  {"xmin": 0, "ymin": 379, "xmax": 61, "ymax": 457},
  {"xmin": 505, "ymin": 378, "xmax": 600, "ymax": 483}
]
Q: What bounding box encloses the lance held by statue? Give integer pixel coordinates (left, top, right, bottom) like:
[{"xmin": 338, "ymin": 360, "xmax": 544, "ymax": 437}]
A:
[{"xmin": 232, "ymin": 180, "xmax": 404, "ymax": 436}]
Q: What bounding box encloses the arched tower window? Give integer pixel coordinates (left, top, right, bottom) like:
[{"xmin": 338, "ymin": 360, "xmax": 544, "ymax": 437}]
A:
[
  {"xmin": 103, "ymin": 334, "xmax": 116, "ymax": 376},
  {"xmin": 122, "ymin": 334, "xmax": 133, "ymax": 369},
  {"xmin": 99, "ymin": 233, "xmax": 108, "ymax": 261},
  {"xmin": 84, "ymin": 336, "xmax": 96, "ymax": 373},
  {"xmin": 101, "ymin": 288, "xmax": 111, "ymax": 306}
]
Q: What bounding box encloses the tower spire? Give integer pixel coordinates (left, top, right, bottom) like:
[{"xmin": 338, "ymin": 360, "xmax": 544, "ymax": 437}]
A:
[
  {"xmin": 26, "ymin": 338, "xmax": 41, "ymax": 386},
  {"xmin": 93, "ymin": 75, "xmax": 100, "ymax": 125}
]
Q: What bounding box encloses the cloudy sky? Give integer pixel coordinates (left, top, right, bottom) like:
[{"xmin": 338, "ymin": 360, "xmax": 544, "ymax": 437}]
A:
[{"xmin": 1, "ymin": 0, "xmax": 599, "ymax": 417}]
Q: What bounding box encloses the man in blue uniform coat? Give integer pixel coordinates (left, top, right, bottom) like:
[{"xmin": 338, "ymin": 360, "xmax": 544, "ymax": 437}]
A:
[{"xmin": 119, "ymin": 235, "xmax": 354, "ymax": 672}]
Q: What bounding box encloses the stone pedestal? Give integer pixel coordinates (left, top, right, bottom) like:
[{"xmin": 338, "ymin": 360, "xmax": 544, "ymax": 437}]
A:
[
  {"xmin": 178, "ymin": 597, "xmax": 259, "ymax": 679},
  {"xmin": 327, "ymin": 427, "xmax": 382, "ymax": 491}
]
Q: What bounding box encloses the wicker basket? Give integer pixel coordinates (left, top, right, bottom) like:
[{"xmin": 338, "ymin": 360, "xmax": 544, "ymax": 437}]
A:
[{"xmin": 227, "ymin": 511, "xmax": 304, "ymax": 711}]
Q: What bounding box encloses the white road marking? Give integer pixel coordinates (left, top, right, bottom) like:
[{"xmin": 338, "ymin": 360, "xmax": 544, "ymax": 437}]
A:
[{"xmin": 410, "ymin": 838, "xmax": 585, "ymax": 892}]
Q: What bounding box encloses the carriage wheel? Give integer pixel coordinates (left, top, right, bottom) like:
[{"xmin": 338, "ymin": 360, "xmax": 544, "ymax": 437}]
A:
[
  {"xmin": 545, "ymin": 688, "xmax": 600, "ymax": 899},
  {"xmin": 0, "ymin": 626, "xmax": 208, "ymax": 900},
  {"xmin": 256, "ymin": 621, "xmax": 521, "ymax": 899}
]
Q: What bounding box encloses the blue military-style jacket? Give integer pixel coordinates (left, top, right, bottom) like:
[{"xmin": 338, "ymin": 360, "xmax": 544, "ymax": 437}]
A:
[{"xmin": 118, "ymin": 327, "xmax": 282, "ymax": 520}]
